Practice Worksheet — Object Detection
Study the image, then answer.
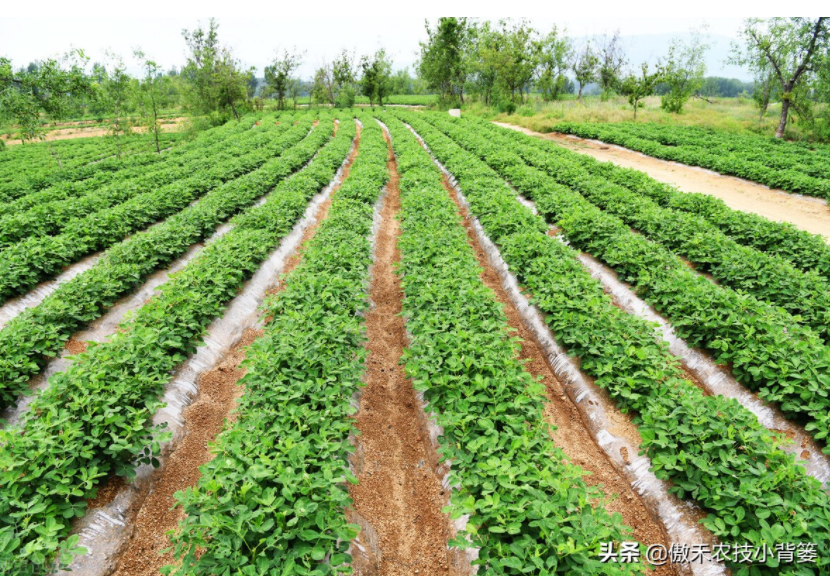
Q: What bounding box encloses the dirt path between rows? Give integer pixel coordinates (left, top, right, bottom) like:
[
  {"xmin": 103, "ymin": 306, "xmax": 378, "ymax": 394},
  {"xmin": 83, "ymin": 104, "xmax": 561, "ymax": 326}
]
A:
[
  {"xmin": 348, "ymin": 130, "xmax": 451, "ymax": 576},
  {"xmin": 108, "ymin": 121, "xmax": 360, "ymax": 576},
  {"xmin": 440, "ymin": 175, "xmax": 677, "ymax": 576},
  {"xmin": 494, "ymin": 122, "xmax": 830, "ymax": 240}
]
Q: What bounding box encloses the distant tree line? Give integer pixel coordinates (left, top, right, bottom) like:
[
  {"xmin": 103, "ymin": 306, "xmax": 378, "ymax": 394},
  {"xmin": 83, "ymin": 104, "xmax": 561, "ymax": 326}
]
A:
[
  {"xmin": 417, "ymin": 17, "xmax": 830, "ymax": 139},
  {"xmin": 1, "ymin": 17, "xmax": 828, "ymax": 143}
]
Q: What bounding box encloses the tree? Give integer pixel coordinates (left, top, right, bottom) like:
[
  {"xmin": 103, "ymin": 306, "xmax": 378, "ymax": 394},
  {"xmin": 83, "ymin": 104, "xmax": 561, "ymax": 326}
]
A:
[
  {"xmin": 419, "ymin": 17, "xmax": 470, "ymax": 104},
  {"xmin": 331, "ymin": 50, "xmax": 357, "ymax": 108},
  {"xmin": 288, "ymin": 78, "xmax": 303, "ymax": 110},
  {"xmin": 358, "ymin": 49, "xmax": 392, "ymax": 107},
  {"xmin": 134, "ymin": 50, "xmax": 167, "ymax": 153},
  {"xmin": 751, "ymin": 65, "xmax": 779, "ymax": 127},
  {"xmin": 466, "ymin": 21, "xmax": 499, "ymax": 105},
  {"xmin": 101, "ymin": 52, "xmax": 132, "ymax": 158},
  {"xmin": 214, "ymin": 48, "xmax": 250, "ymax": 120},
  {"xmin": 246, "ymin": 72, "xmax": 258, "ymax": 99},
  {"xmin": 536, "ymin": 25, "xmax": 572, "ymax": 102},
  {"xmin": 480, "ymin": 19, "xmax": 538, "ymax": 104},
  {"xmin": 0, "ymin": 50, "xmax": 95, "ymax": 147},
  {"xmin": 731, "ymin": 17, "xmax": 829, "ymax": 138},
  {"xmin": 310, "ymin": 49, "xmax": 357, "ymax": 108},
  {"xmin": 264, "ymin": 47, "xmax": 304, "ymax": 110},
  {"xmin": 597, "ymin": 30, "xmax": 627, "ymax": 99},
  {"xmin": 813, "ymin": 50, "xmax": 830, "ymax": 141},
  {"xmin": 358, "ymin": 55, "xmax": 378, "ymax": 107},
  {"xmin": 390, "ymin": 67, "xmax": 415, "ymax": 95},
  {"xmin": 181, "ymin": 18, "xmax": 251, "ymax": 121},
  {"xmin": 310, "ymin": 65, "xmax": 334, "ymax": 106},
  {"xmin": 571, "ymin": 41, "xmax": 599, "ymax": 103},
  {"xmin": 661, "ymin": 27, "xmax": 710, "ymax": 113},
  {"xmin": 181, "ymin": 19, "xmax": 220, "ymax": 114},
  {"xmin": 619, "ymin": 62, "xmax": 663, "ymax": 119}
]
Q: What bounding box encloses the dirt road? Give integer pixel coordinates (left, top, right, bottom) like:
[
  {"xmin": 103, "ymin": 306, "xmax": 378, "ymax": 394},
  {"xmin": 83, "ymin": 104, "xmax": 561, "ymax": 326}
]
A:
[{"xmin": 494, "ymin": 122, "xmax": 830, "ymax": 240}]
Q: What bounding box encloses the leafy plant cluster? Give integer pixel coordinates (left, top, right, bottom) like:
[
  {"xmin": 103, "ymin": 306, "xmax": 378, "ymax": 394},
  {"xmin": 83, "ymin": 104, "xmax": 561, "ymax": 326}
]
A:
[
  {"xmin": 0, "ymin": 117, "xmax": 316, "ymax": 304},
  {"xmin": 165, "ymin": 116, "xmax": 385, "ymax": 576},
  {"xmin": 0, "ymin": 114, "xmax": 355, "ymax": 574},
  {"xmin": 0, "ymin": 132, "xmax": 182, "ymax": 204},
  {"xmin": 0, "ymin": 114, "xmax": 282, "ymax": 248},
  {"xmin": 0, "ymin": 129, "xmax": 173, "ymax": 177},
  {"xmin": 459, "ymin": 119, "xmax": 830, "ymax": 343},
  {"xmin": 0, "ymin": 133, "xmax": 154, "ymax": 180},
  {"xmin": 552, "ymin": 122, "xmax": 830, "ymax": 199},
  {"xmin": 382, "ymin": 113, "xmax": 643, "ymax": 575},
  {"xmin": 0, "ymin": 113, "xmax": 335, "ymax": 411},
  {"xmin": 424, "ymin": 111, "xmax": 830, "ymax": 457},
  {"xmin": 399, "ymin": 110, "xmax": 830, "ymax": 575},
  {"xmin": 0, "ymin": 116, "xmax": 252, "ymax": 218},
  {"xmin": 491, "ymin": 122, "xmax": 830, "ymax": 284}
]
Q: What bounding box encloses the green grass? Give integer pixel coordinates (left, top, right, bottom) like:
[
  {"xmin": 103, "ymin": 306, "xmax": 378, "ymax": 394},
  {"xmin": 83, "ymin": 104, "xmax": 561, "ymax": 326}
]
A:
[{"xmin": 463, "ymin": 94, "xmax": 821, "ymax": 141}]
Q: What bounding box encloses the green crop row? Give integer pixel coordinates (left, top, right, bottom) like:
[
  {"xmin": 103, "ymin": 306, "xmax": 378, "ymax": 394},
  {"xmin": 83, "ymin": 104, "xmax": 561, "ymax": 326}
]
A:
[
  {"xmin": 0, "ymin": 115, "xmax": 355, "ymax": 574},
  {"xmin": 0, "ymin": 116, "xmax": 284, "ymax": 249},
  {"xmin": 0, "ymin": 117, "xmax": 314, "ymax": 304},
  {"xmin": 383, "ymin": 113, "xmax": 643, "ymax": 575},
  {"xmin": 0, "ymin": 117, "xmax": 254, "ymax": 217},
  {"xmin": 553, "ymin": 122, "xmax": 830, "ymax": 177},
  {"xmin": 400, "ymin": 110, "xmax": 830, "ymax": 576},
  {"xmin": 0, "ymin": 129, "xmax": 163, "ymax": 171},
  {"xmin": 0, "ymin": 133, "xmax": 182, "ymax": 202},
  {"xmin": 487, "ymin": 120, "xmax": 830, "ymax": 283},
  {"xmin": 446, "ymin": 118, "xmax": 830, "ymax": 344},
  {"xmin": 0, "ymin": 116, "xmax": 334, "ymax": 411},
  {"xmin": 0, "ymin": 135, "xmax": 155, "ymax": 181},
  {"xmin": 552, "ymin": 122, "xmax": 830, "ymax": 200},
  {"xmin": 0, "ymin": 114, "xmax": 259, "ymax": 219},
  {"xmin": 164, "ymin": 117, "xmax": 384, "ymax": 576},
  {"xmin": 424, "ymin": 111, "xmax": 830, "ymax": 455}
]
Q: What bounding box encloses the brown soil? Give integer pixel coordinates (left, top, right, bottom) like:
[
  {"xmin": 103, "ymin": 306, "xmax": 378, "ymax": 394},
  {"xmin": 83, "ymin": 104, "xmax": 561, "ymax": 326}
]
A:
[
  {"xmin": 348, "ymin": 130, "xmax": 451, "ymax": 576},
  {"xmin": 440, "ymin": 175, "xmax": 677, "ymax": 576},
  {"xmin": 109, "ymin": 122, "xmax": 362, "ymax": 576},
  {"xmin": 112, "ymin": 328, "xmax": 262, "ymax": 576},
  {"xmin": 87, "ymin": 476, "xmax": 127, "ymax": 510},
  {"xmin": 2, "ymin": 117, "xmax": 186, "ymax": 146},
  {"xmin": 64, "ymin": 339, "xmax": 88, "ymax": 355},
  {"xmin": 494, "ymin": 122, "xmax": 830, "ymax": 240}
]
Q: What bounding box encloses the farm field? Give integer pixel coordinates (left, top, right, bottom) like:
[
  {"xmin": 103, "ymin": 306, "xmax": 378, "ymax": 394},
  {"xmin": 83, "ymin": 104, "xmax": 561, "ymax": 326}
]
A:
[
  {"xmin": 548, "ymin": 122, "xmax": 830, "ymax": 201},
  {"xmin": 493, "ymin": 122, "xmax": 830, "ymax": 240},
  {"xmin": 2, "ymin": 108, "xmax": 830, "ymax": 576}
]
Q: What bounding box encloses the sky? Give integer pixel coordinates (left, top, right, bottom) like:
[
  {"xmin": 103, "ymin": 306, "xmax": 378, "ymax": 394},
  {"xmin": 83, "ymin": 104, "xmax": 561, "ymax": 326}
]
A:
[{"xmin": 0, "ymin": 17, "xmax": 751, "ymax": 80}]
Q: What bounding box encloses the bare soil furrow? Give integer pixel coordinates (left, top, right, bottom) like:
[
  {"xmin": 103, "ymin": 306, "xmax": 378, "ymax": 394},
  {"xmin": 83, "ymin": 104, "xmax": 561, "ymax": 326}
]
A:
[
  {"xmin": 63, "ymin": 123, "xmax": 361, "ymax": 576},
  {"xmin": 439, "ymin": 173, "xmax": 678, "ymax": 576},
  {"xmin": 348, "ymin": 129, "xmax": 451, "ymax": 576}
]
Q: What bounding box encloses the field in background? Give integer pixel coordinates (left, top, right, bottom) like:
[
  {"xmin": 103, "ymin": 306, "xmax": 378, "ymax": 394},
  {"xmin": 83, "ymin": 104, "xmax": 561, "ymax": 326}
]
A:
[{"xmin": 464, "ymin": 94, "xmax": 819, "ymax": 140}]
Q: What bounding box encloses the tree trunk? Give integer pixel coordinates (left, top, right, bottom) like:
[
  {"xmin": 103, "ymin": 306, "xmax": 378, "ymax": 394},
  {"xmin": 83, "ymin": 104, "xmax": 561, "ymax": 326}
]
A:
[
  {"xmin": 633, "ymin": 99, "xmax": 638, "ymax": 120},
  {"xmin": 775, "ymin": 96, "xmax": 790, "ymax": 139},
  {"xmin": 152, "ymin": 98, "xmax": 161, "ymax": 153},
  {"xmin": 578, "ymin": 83, "xmax": 584, "ymax": 103}
]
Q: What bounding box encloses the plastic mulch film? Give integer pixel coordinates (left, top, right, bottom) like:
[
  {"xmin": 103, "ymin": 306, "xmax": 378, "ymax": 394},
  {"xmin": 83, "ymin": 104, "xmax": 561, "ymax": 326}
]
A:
[
  {"xmin": 576, "ymin": 250, "xmax": 830, "ymax": 486},
  {"xmin": 57, "ymin": 121, "xmax": 358, "ymax": 576},
  {"xmin": 407, "ymin": 121, "xmax": 726, "ymax": 576}
]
